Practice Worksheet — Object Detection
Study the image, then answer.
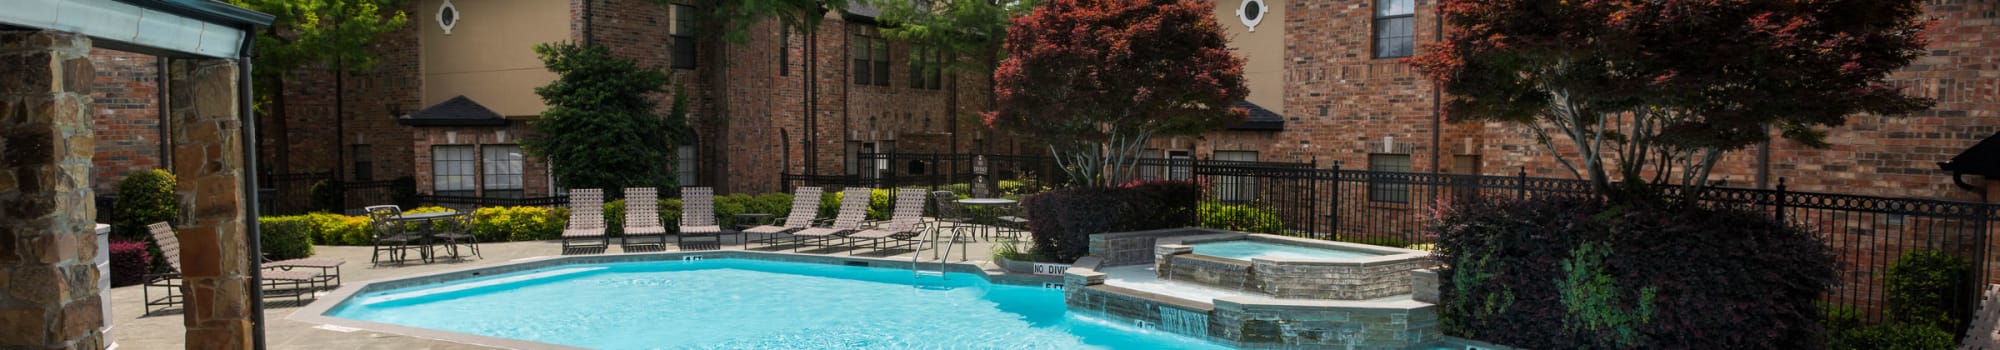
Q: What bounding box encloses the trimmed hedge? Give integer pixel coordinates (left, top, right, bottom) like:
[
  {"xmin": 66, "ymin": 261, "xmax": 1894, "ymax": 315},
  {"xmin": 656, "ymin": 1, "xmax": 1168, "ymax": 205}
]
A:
[
  {"xmin": 1432, "ymin": 196, "xmax": 1838, "ymax": 349},
  {"xmin": 1831, "ymin": 322, "xmax": 1955, "ymax": 350},
  {"xmin": 109, "ymin": 239, "xmax": 152, "ymax": 287},
  {"xmin": 1022, "ymin": 180, "xmax": 1198, "ymax": 262},
  {"xmin": 469, "ymin": 206, "xmax": 569, "ymax": 242},
  {"xmin": 1197, "ymin": 203, "xmax": 1284, "ymax": 234},
  {"xmin": 257, "ymin": 216, "xmax": 317, "ymax": 260},
  {"xmin": 113, "ymin": 169, "xmax": 178, "ymax": 240},
  {"xmin": 1885, "ymin": 249, "xmax": 1972, "ymax": 334},
  {"xmin": 819, "ymin": 189, "xmax": 890, "ymax": 221}
]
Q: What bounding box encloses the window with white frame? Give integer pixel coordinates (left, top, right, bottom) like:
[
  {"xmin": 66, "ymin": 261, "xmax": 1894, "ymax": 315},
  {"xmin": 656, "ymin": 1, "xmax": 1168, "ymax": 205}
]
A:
[
  {"xmin": 482, "ymin": 145, "xmax": 524, "ymax": 198},
  {"xmin": 432, "ymin": 145, "xmax": 476, "ymax": 196},
  {"xmin": 1214, "ymin": 151, "xmax": 1259, "ymax": 201},
  {"xmin": 1373, "ymin": 0, "xmax": 1416, "ymax": 58},
  {"xmin": 677, "ymin": 145, "xmax": 698, "ymax": 187}
]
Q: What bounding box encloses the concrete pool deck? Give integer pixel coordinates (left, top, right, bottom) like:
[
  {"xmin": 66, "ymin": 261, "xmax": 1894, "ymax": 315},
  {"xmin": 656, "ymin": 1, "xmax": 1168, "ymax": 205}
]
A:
[{"xmin": 107, "ymin": 234, "xmax": 1021, "ymax": 350}]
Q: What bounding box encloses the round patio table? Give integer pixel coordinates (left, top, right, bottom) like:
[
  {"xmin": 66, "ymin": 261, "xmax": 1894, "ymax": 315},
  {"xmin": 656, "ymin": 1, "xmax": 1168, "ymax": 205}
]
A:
[
  {"xmin": 955, "ymin": 198, "xmax": 1018, "ymax": 241},
  {"xmin": 387, "ymin": 211, "xmax": 465, "ymax": 263}
]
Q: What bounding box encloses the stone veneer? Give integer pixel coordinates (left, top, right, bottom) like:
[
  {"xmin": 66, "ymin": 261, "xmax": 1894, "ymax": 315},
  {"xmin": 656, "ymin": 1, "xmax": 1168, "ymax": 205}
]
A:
[
  {"xmin": 1065, "ymin": 256, "xmax": 1441, "ymax": 349},
  {"xmin": 0, "ymin": 31, "xmax": 105, "ymax": 349},
  {"xmin": 1155, "ymin": 232, "xmax": 1433, "ymax": 300},
  {"xmin": 168, "ymin": 57, "xmax": 255, "ymax": 348}
]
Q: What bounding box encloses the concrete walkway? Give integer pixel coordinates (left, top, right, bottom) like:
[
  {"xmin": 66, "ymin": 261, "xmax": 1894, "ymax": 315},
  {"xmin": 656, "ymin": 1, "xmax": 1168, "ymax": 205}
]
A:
[{"xmin": 107, "ymin": 232, "xmax": 1019, "ymax": 350}]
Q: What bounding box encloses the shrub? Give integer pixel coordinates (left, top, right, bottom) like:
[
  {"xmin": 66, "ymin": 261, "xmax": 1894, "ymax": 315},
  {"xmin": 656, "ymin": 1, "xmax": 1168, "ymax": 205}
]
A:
[
  {"xmin": 1830, "ymin": 322, "xmax": 1956, "ymax": 350},
  {"xmin": 1886, "ymin": 249, "xmax": 1972, "ymax": 334},
  {"xmin": 316, "ymin": 213, "xmax": 374, "ymax": 245},
  {"xmin": 257, "ymin": 216, "xmax": 317, "ymax": 260},
  {"xmin": 470, "ymin": 206, "xmax": 568, "ymax": 242},
  {"xmin": 1023, "ymin": 180, "xmax": 1198, "ymax": 262},
  {"xmin": 1197, "ymin": 203, "xmax": 1285, "ymax": 234},
  {"xmin": 661, "ymin": 198, "xmax": 684, "ymax": 233},
  {"xmin": 1432, "ymin": 196, "xmax": 1838, "ymax": 349},
  {"xmin": 604, "ymin": 199, "xmax": 628, "ymax": 237},
  {"xmin": 1338, "ymin": 236, "xmax": 1410, "ymax": 248},
  {"xmin": 819, "ymin": 189, "xmax": 890, "ymax": 221},
  {"xmin": 108, "ymin": 239, "xmax": 152, "ymax": 287},
  {"xmin": 113, "ymin": 169, "xmax": 178, "ymax": 240}
]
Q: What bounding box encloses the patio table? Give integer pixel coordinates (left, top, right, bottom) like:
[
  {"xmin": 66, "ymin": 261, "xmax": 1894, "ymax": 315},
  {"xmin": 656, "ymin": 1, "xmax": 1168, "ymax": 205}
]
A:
[
  {"xmin": 387, "ymin": 211, "xmax": 464, "ymax": 263},
  {"xmin": 955, "ymin": 198, "xmax": 1018, "ymax": 241}
]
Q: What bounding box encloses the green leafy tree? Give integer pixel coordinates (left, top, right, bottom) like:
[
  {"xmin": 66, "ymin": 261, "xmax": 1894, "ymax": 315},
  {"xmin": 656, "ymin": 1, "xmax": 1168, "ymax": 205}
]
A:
[
  {"xmin": 1410, "ymin": 1, "xmax": 1933, "ymax": 197},
  {"xmin": 229, "ymin": 0, "xmax": 408, "ymax": 171},
  {"xmin": 985, "ymin": 0, "xmax": 1248, "ymax": 187},
  {"xmin": 525, "ymin": 43, "xmax": 677, "ymax": 193},
  {"xmin": 113, "ymin": 169, "xmax": 178, "ymax": 240},
  {"xmin": 871, "ymin": 0, "xmax": 1038, "ymax": 155}
]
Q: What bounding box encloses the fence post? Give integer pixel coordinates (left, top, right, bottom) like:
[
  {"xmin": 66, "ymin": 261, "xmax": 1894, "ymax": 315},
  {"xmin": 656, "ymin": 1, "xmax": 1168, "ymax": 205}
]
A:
[
  {"xmin": 1330, "ymin": 162, "xmax": 1341, "ymax": 238},
  {"xmin": 1774, "ymin": 177, "xmax": 1788, "ymax": 224},
  {"xmin": 1516, "ymin": 167, "xmax": 1528, "ymax": 200}
]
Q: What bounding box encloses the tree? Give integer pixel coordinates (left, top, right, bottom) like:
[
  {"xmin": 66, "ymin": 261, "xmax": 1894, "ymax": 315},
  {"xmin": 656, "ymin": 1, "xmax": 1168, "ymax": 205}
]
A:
[
  {"xmin": 1410, "ymin": 1, "xmax": 1934, "ymax": 196},
  {"xmin": 229, "ymin": 0, "xmax": 408, "ymax": 173},
  {"xmin": 985, "ymin": 0, "xmax": 1248, "ymax": 187},
  {"xmin": 524, "ymin": 43, "xmax": 678, "ymax": 193},
  {"xmin": 871, "ymin": 0, "xmax": 1039, "ymax": 156}
]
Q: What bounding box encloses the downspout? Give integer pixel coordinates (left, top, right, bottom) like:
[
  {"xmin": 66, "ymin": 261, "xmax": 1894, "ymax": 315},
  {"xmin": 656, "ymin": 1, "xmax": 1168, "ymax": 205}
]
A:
[
  {"xmin": 237, "ymin": 31, "xmax": 269, "ymax": 350},
  {"xmin": 806, "ymin": 19, "xmax": 817, "ymax": 176},
  {"xmin": 1429, "ymin": 1, "xmax": 1443, "ymax": 175},
  {"xmin": 583, "ymin": 0, "xmax": 594, "ymax": 45},
  {"xmin": 842, "ymin": 23, "xmax": 851, "ymax": 173},
  {"xmin": 1756, "ymin": 129, "xmax": 1771, "ymax": 189},
  {"xmin": 157, "ymin": 58, "xmax": 171, "ymax": 171}
]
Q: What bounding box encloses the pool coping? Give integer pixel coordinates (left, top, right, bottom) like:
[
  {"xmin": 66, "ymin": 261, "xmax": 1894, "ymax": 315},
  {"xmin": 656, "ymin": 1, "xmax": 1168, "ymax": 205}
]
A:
[
  {"xmin": 287, "ymin": 249, "xmax": 1055, "ymax": 350},
  {"xmin": 1157, "ymin": 232, "xmax": 1430, "ymax": 265}
]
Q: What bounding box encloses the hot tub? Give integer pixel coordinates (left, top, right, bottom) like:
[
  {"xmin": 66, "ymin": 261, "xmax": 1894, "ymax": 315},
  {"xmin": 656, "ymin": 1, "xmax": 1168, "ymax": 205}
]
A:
[{"xmin": 1156, "ymin": 232, "xmax": 1432, "ymax": 300}]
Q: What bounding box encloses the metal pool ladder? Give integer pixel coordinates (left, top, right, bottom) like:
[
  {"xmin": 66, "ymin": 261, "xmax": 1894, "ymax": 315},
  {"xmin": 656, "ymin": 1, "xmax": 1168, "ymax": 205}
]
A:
[{"xmin": 913, "ymin": 223, "xmax": 961, "ymax": 279}]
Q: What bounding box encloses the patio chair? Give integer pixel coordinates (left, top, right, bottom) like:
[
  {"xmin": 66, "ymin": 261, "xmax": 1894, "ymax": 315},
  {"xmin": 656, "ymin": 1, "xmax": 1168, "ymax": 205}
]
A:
[
  {"xmin": 995, "ymin": 204, "xmax": 1030, "ymax": 241},
  {"xmin": 793, "ymin": 187, "xmax": 872, "ymax": 252},
  {"xmin": 678, "ymin": 187, "xmax": 727, "ymax": 245},
  {"xmin": 366, "ymin": 205, "xmax": 424, "ymax": 264},
  {"xmin": 144, "ymin": 222, "xmax": 324, "ymax": 315},
  {"xmin": 744, "ymin": 186, "xmax": 825, "ymax": 249},
  {"xmin": 430, "ymin": 210, "xmax": 480, "ymax": 259},
  {"xmin": 561, "ymin": 188, "xmax": 609, "ymax": 251},
  {"xmin": 845, "ymin": 189, "xmax": 931, "ymax": 254},
  {"xmin": 929, "ymin": 191, "xmax": 974, "ymax": 243},
  {"xmin": 622, "ymin": 187, "xmax": 669, "ymax": 248}
]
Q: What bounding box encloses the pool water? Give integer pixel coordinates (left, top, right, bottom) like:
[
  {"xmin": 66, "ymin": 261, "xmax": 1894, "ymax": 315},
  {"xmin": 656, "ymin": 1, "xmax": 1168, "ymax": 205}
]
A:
[
  {"xmin": 328, "ymin": 259, "xmax": 1231, "ymax": 349},
  {"xmin": 1191, "ymin": 240, "xmax": 1383, "ymax": 261}
]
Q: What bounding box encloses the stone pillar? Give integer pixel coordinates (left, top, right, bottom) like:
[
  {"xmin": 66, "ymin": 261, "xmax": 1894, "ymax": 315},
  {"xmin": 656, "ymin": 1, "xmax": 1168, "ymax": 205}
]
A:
[
  {"xmin": 166, "ymin": 58, "xmax": 252, "ymax": 349},
  {"xmin": 0, "ymin": 31, "xmax": 106, "ymax": 349}
]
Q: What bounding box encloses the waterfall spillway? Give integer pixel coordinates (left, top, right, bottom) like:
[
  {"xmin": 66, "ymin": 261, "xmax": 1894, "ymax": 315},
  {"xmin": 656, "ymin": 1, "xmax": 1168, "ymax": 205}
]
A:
[{"xmin": 1159, "ymin": 307, "xmax": 1210, "ymax": 338}]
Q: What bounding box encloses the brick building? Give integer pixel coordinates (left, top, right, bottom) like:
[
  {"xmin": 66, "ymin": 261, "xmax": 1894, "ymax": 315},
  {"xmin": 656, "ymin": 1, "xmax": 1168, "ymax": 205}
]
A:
[
  {"xmin": 1177, "ymin": 0, "xmax": 1999, "ymax": 204},
  {"xmin": 85, "ymin": 49, "xmax": 166, "ymax": 193},
  {"xmin": 259, "ymin": 0, "xmax": 994, "ymax": 200}
]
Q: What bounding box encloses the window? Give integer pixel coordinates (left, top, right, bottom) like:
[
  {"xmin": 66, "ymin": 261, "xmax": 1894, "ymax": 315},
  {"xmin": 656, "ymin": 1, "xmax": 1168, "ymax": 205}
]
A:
[
  {"xmin": 432, "ymin": 145, "xmax": 476, "ymax": 197},
  {"xmin": 1369, "ymin": 153, "xmax": 1412, "ymax": 203},
  {"xmin": 852, "ymin": 27, "xmax": 889, "ymax": 86},
  {"xmin": 670, "ymin": 4, "xmax": 698, "ymax": 69},
  {"xmin": 1167, "ymin": 150, "xmax": 1193, "ymax": 180},
  {"xmin": 780, "ymin": 23, "xmax": 791, "ymax": 76},
  {"xmin": 351, "ymin": 144, "xmax": 372, "ymax": 181},
  {"xmin": 909, "ymin": 46, "xmax": 941, "ymax": 89},
  {"xmin": 677, "ymin": 145, "xmax": 698, "ymax": 187},
  {"xmin": 1373, "ymin": 0, "xmax": 1416, "ymax": 58},
  {"xmin": 1214, "ymin": 151, "xmax": 1259, "ymax": 201},
  {"xmin": 482, "ymin": 145, "xmax": 524, "ymax": 198}
]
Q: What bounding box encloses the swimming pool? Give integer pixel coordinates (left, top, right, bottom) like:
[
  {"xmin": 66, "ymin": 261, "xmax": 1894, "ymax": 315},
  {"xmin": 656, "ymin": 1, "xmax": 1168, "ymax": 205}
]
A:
[
  {"xmin": 1190, "ymin": 240, "xmax": 1384, "ymax": 260},
  {"xmin": 326, "ymin": 258, "xmax": 1230, "ymax": 349}
]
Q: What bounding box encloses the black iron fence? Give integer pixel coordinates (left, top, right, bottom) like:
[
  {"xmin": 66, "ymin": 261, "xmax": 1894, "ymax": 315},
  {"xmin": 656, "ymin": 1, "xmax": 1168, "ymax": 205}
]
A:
[
  {"xmin": 1184, "ymin": 161, "xmax": 1997, "ymax": 325},
  {"xmin": 416, "ymin": 194, "xmax": 570, "ymax": 211}
]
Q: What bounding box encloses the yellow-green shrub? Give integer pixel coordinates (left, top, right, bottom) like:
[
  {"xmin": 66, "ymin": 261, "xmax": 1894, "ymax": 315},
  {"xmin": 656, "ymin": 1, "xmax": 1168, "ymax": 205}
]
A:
[
  {"xmin": 257, "ymin": 216, "xmax": 318, "ymax": 260},
  {"xmin": 471, "ymin": 206, "xmax": 568, "ymax": 242},
  {"xmin": 1197, "ymin": 203, "xmax": 1286, "ymax": 234},
  {"xmin": 818, "ymin": 189, "xmax": 890, "ymax": 221}
]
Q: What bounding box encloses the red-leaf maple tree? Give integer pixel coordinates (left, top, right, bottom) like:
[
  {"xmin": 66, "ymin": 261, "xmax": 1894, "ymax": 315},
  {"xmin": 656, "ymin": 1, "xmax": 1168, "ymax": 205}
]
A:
[
  {"xmin": 1410, "ymin": 0, "xmax": 1934, "ymax": 195},
  {"xmin": 985, "ymin": 0, "xmax": 1248, "ymax": 186}
]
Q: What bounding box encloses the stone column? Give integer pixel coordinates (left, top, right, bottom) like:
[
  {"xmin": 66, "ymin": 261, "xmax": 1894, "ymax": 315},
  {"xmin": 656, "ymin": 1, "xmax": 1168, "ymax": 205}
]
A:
[
  {"xmin": 0, "ymin": 31, "xmax": 106, "ymax": 349},
  {"xmin": 166, "ymin": 58, "xmax": 252, "ymax": 349}
]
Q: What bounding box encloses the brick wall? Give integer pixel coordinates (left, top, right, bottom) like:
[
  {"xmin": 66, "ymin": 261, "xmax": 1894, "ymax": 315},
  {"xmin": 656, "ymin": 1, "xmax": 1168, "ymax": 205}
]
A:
[
  {"xmin": 86, "ymin": 49, "xmax": 163, "ymax": 193},
  {"xmin": 410, "ymin": 126, "xmax": 553, "ymax": 197}
]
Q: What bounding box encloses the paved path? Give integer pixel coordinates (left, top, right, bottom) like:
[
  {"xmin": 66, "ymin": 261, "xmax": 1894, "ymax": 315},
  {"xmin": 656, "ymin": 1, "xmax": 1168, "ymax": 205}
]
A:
[{"xmin": 108, "ymin": 231, "xmax": 1019, "ymax": 349}]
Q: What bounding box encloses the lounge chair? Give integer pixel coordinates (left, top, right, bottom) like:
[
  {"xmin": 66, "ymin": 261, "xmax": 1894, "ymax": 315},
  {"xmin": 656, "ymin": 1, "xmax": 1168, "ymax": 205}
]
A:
[
  {"xmin": 144, "ymin": 222, "xmax": 325, "ymax": 315},
  {"xmin": 744, "ymin": 187, "xmax": 825, "ymax": 249},
  {"xmin": 365, "ymin": 205, "xmax": 424, "ymax": 264},
  {"xmin": 622, "ymin": 187, "xmax": 669, "ymax": 248},
  {"xmin": 845, "ymin": 189, "xmax": 931, "ymax": 254},
  {"xmin": 561, "ymin": 188, "xmax": 609, "ymax": 251},
  {"xmin": 678, "ymin": 187, "xmax": 728, "ymax": 246},
  {"xmin": 794, "ymin": 187, "xmax": 872, "ymax": 252}
]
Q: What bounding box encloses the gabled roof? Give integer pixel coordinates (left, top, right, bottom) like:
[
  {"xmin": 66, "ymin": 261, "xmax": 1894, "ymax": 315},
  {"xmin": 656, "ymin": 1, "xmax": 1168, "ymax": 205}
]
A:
[
  {"xmin": 1940, "ymin": 132, "xmax": 2000, "ymax": 177},
  {"xmin": 1226, "ymin": 101, "xmax": 1285, "ymax": 131},
  {"xmin": 398, "ymin": 96, "xmax": 507, "ymax": 127},
  {"xmin": 841, "ymin": 3, "xmax": 885, "ymax": 24}
]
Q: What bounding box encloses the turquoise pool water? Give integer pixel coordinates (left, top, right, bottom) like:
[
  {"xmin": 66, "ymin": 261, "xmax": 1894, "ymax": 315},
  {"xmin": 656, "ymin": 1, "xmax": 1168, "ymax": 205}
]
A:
[
  {"xmin": 1191, "ymin": 240, "xmax": 1383, "ymax": 260},
  {"xmin": 328, "ymin": 259, "xmax": 1231, "ymax": 349}
]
